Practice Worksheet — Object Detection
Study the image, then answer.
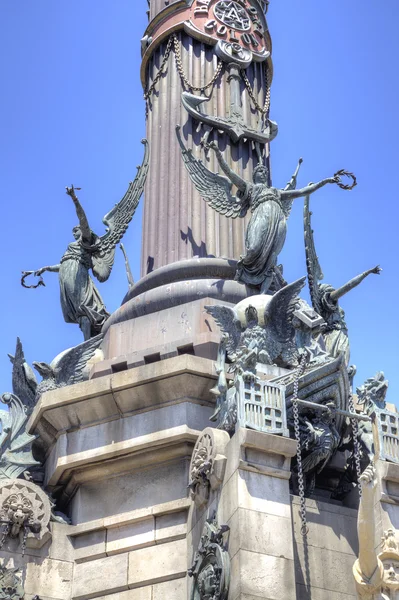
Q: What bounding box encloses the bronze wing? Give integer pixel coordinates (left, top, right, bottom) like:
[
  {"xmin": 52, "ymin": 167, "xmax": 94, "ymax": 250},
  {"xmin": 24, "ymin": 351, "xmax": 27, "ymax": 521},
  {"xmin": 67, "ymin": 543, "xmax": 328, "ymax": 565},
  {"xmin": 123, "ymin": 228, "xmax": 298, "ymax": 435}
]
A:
[
  {"xmin": 92, "ymin": 139, "xmax": 150, "ymax": 282},
  {"xmin": 304, "ymin": 195, "xmax": 324, "ymax": 315},
  {"xmin": 176, "ymin": 126, "xmax": 249, "ymax": 219},
  {"xmin": 265, "ymin": 277, "xmax": 307, "ymax": 347},
  {"xmin": 52, "ymin": 334, "xmax": 104, "ymax": 387},
  {"xmin": 204, "ymin": 305, "xmax": 242, "ymax": 359}
]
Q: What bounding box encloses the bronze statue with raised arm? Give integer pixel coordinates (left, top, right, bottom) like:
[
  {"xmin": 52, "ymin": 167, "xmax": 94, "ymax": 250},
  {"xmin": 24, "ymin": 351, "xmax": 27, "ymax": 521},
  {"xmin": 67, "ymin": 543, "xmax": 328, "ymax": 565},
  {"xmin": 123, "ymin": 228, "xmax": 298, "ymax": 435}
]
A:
[
  {"xmin": 304, "ymin": 195, "xmax": 381, "ymax": 365},
  {"xmin": 177, "ymin": 126, "xmax": 350, "ymax": 293},
  {"xmin": 23, "ymin": 140, "xmax": 149, "ymax": 340}
]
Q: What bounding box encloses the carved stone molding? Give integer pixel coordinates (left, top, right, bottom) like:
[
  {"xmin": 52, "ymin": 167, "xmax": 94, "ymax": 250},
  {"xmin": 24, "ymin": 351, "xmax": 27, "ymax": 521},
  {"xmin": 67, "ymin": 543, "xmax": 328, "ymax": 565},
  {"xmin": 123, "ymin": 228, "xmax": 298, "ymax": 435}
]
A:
[
  {"xmin": 188, "ymin": 516, "xmax": 230, "ymax": 600},
  {"xmin": 0, "ymin": 479, "xmax": 52, "ymax": 551},
  {"xmin": 189, "ymin": 428, "xmax": 230, "ymax": 509}
]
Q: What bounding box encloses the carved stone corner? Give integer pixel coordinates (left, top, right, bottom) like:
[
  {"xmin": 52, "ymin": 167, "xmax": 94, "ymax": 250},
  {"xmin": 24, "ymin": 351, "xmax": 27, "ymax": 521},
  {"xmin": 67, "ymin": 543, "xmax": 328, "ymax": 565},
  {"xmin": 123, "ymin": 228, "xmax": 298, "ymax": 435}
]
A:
[
  {"xmin": 376, "ymin": 460, "xmax": 399, "ymax": 504},
  {"xmin": 189, "ymin": 428, "xmax": 230, "ymax": 510},
  {"xmin": 0, "ymin": 479, "xmax": 52, "ymax": 551}
]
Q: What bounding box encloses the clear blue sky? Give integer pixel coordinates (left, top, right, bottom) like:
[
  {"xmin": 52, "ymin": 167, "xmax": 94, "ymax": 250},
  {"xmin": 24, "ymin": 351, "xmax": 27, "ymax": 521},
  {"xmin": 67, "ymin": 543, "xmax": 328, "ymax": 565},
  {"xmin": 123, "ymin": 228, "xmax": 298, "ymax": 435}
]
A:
[{"xmin": 0, "ymin": 1, "xmax": 397, "ymax": 402}]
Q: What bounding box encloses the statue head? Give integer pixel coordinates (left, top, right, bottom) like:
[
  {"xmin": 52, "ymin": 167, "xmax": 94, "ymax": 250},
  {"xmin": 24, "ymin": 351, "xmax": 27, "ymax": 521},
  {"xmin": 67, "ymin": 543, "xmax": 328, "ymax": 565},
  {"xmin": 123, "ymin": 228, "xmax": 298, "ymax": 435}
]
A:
[
  {"xmin": 72, "ymin": 226, "xmax": 82, "ymax": 241},
  {"xmin": 380, "ymin": 531, "xmax": 399, "ymax": 590},
  {"xmin": 253, "ymin": 163, "xmax": 269, "ymax": 185},
  {"xmin": 197, "ymin": 563, "xmax": 218, "ymax": 598},
  {"xmin": 32, "ymin": 361, "xmax": 54, "ymax": 380}
]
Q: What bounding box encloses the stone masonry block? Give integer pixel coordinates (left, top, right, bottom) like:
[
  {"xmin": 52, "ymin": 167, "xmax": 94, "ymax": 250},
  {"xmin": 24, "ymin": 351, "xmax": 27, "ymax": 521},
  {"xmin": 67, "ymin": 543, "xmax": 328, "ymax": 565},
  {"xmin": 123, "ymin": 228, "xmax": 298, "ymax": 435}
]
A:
[
  {"xmin": 294, "ymin": 542, "xmax": 357, "ymax": 596},
  {"xmin": 152, "ymin": 577, "xmax": 186, "ymax": 600},
  {"xmin": 128, "ymin": 539, "xmax": 186, "ymax": 588},
  {"xmin": 24, "ymin": 558, "xmax": 73, "ymax": 600},
  {"xmin": 229, "ymin": 550, "xmax": 296, "ymax": 600},
  {"xmin": 73, "ymin": 529, "xmax": 106, "ymax": 563},
  {"xmin": 155, "ymin": 511, "xmax": 187, "ymax": 543},
  {"xmin": 73, "ymin": 553, "xmax": 128, "ymax": 599},
  {"xmin": 228, "ymin": 508, "xmax": 294, "ymax": 562},
  {"xmin": 107, "ymin": 517, "xmax": 155, "ymax": 554}
]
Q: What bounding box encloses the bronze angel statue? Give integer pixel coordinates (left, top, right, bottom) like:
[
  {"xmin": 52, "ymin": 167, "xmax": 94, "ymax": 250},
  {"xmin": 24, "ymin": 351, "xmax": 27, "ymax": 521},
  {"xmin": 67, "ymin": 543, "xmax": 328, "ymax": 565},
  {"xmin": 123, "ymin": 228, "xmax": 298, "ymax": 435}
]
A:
[
  {"xmin": 177, "ymin": 126, "xmax": 349, "ymax": 293},
  {"xmin": 23, "ymin": 140, "xmax": 149, "ymax": 339},
  {"xmin": 304, "ymin": 195, "xmax": 381, "ymax": 365}
]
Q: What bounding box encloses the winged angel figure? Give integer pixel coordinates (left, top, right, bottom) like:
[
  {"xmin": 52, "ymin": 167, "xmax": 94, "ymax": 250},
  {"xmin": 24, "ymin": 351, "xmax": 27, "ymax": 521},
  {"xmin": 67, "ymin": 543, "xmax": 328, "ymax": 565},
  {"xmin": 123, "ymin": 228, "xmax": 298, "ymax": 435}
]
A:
[
  {"xmin": 25, "ymin": 140, "xmax": 149, "ymax": 340},
  {"xmin": 304, "ymin": 196, "xmax": 381, "ymax": 365},
  {"xmin": 177, "ymin": 126, "xmax": 342, "ymax": 293},
  {"xmin": 205, "ymin": 277, "xmax": 306, "ymax": 375}
]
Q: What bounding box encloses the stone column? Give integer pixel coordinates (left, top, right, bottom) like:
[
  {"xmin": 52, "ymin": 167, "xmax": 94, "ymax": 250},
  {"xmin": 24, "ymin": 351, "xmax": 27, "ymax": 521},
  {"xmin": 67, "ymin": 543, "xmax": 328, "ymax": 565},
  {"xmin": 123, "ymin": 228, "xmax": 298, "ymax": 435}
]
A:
[{"xmin": 140, "ymin": 1, "xmax": 273, "ymax": 275}]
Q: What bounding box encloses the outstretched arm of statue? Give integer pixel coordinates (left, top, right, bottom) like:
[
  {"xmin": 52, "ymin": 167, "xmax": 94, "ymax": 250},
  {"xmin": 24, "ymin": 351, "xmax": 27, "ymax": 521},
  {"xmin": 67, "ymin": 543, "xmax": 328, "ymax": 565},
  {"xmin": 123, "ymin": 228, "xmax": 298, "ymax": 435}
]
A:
[
  {"xmin": 329, "ymin": 266, "xmax": 382, "ymax": 303},
  {"xmin": 66, "ymin": 185, "xmax": 92, "ymax": 242},
  {"xmin": 281, "ymin": 176, "xmax": 338, "ymax": 200},
  {"xmin": 208, "ymin": 142, "xmax": 247, "ymax": 193},
  {"xmin": 357, "ymin": 465, "xmax": 379, "ymax": 580},
  {"xmin": 34, "ymin": 264, "xmax": 61, "ymax": 276}
]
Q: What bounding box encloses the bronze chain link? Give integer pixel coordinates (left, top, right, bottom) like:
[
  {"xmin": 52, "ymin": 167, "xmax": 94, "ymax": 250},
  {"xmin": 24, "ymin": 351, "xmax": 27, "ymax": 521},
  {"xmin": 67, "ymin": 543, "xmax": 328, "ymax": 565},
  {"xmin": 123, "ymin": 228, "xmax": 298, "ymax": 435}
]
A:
[
  {"xmin": 144, "ymin": 34, "xmax": 224, "ymax": 101},
  {"xmin": 241, "ymin": 64, "xmax": 270, "ymax": 116},
  {"xmin": 292, "ymin": 352, "xmax": 310, "ymax": 537}
]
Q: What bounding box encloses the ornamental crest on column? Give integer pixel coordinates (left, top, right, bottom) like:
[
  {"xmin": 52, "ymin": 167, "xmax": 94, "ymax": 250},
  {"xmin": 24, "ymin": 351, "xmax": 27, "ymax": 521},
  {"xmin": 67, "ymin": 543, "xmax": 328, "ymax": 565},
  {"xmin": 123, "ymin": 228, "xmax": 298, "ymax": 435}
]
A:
[{"xmin": 186, "ymin": 0, "xmax": 269, "ymax": 61}]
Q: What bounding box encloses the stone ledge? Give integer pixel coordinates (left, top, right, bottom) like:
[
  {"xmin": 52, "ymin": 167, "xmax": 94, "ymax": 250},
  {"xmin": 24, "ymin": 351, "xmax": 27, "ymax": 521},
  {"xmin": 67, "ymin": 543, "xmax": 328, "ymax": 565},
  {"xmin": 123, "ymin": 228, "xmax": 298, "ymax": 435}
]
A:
[
  {"xmin": 28, "ymin": 354, "xmax": 216, "ymax": 453},
  {"xmin": 68, "ymin": 498, "xmax": 191, "ymax": 537},
  {"xmin": 47, "ymin": 425, "xmax": 200, "ymax": 488}
]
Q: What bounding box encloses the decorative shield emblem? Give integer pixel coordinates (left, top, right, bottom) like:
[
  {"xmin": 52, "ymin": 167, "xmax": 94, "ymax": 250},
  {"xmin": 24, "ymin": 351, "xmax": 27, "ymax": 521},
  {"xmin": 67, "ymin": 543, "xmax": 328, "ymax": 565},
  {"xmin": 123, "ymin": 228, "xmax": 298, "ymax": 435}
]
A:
[{"xmin": 186, "ymin": 0, "xmax": 269, "ymax": 61}]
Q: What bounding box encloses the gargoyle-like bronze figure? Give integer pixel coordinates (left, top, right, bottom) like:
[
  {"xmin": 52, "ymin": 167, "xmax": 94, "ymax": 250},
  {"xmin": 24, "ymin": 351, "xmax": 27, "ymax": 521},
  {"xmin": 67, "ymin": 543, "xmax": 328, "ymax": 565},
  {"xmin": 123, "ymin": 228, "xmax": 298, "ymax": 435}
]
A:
[
  {"xmin": 205, "ymin": 277, "xmax": 306, "ymax": 374},
  {"xmin": 304, "ymin": 195, "xmax": 381, "ymax": 365},
  {"xmin": 11, "ymin": 335, "xmax": 103, "ymax": 401},
  {"xmin": 177, "ymin": 126, "xmax": 347, "ymax": 293},
  {"xmin": 23, "ymin": 140, "xmax": 149, "ymax": 339}
]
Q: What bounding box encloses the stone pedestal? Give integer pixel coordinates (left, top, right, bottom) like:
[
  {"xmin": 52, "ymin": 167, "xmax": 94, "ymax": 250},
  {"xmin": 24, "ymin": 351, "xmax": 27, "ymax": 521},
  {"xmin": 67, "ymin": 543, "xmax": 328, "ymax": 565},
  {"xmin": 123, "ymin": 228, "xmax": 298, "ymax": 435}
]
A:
[{"xmin": 187, "ymin": 427, "xmax": 298, "ymax": 600}]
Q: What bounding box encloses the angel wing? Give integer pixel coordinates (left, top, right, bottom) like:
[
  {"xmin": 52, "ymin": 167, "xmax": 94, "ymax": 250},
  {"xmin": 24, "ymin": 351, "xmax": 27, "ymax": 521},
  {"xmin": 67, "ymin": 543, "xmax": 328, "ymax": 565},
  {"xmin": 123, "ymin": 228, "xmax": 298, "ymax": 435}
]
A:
[
  {"xmin": 0, "ymin": 394, "xmax": 39, "ymax": 480},
  {"xmin": 266, "ymin": 277, "xmax": 306, "ymax": 345},
  {"xmin": 304, "ymin": 196, "xmax": 324, "ymax": 315},
  {"xmin": 176, "ymin": 126, "xmax": 249, "ymax": 219},
  {"xmin": 92, "ymin": 140, "xmax": 150, "ymax": 282},
  {"xmin": 204, "ymin": 305, "xmax": 242, "ymax": 358},
  {"xmin": 8, "ymin": 338, "xmax": 38, "ymax": 413},
  {"xmin": 52, "ymin": 334, "xmax": 104, "ymax": 387}
]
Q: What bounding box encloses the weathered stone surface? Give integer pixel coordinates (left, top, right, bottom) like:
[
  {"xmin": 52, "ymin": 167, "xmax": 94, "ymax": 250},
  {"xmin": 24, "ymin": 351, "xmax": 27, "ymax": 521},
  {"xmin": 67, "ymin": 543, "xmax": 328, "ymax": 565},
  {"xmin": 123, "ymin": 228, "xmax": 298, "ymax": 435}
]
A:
[
  {"xmin": 90, "ymin": 591, "xmax": 151, "ymax": 600},
  {"xmin": 73, "ymin": 554, "xmax": 128, "ymax": 599},
  {"xmin": 47, "ymin": 402, "xmax": 209, "ymax": 488},
  {"xmin": 230, "ymin": 550, "xmax": 296, "ymax": 600},
  {"xmin": 228, "ymin": 508, "xmax": 294, "ymax": 561},
  {"xmin": 296, "ymin": 584, "xmax": 356, "ymax": 600},
  {"xmin": 49, "ymin": 523, "xmax": 75, "ymax": 563},
  {"xmin": 73, "ymin": 529, "xmax": 107, "ymax": 563},
  {"xmin": 24, "ymin": 558, "xmax": 73, "ymax": 600},
  {"xmin": 107, "ymin": 517, "xmax": 155, "ymax": 555},
  {"xmin": 152, "ymin": 577, "xmax": 186, "ymax": 600},
  {"xmin": 291, "ymin": 498, "xmax": 358, "ymax": 556},
  {"xmin": 71, "ymin": 460, "xmax": 190, "ymax": 523},
  {"xmin": 155, "ymin": 511, "xmax": 186, "ymax": 543},
  {"xmin": 220, "ymin": 468, "xmax": 292, "ymax": 524},
  {"xmin": 294, "ymin": 543, "xmax": 357, "ymax": 596},
  {"xmin": 223, "ymin": 428, "xmax": 296, "ymax": 484},
  {"xmin": 128, "ymin": 539, "xmax": 186, "ymax": 588}
]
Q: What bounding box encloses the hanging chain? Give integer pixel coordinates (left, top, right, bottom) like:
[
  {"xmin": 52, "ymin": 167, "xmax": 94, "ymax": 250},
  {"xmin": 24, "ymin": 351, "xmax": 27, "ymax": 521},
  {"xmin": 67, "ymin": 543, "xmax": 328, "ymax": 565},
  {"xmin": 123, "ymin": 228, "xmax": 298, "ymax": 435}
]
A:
[
  {"xmin": 144, "ymin": 36, "xmax": 174, "ymax": 101},
  {"xmin": 144, "ymin": 34, "xmax": 224, "ymax": 101},
  {"xmin": 348, "ymin": 393, "xmax": 363, "ymax": 496},
  {"xmin": 0, "ymin": 523, "xmax": 10, "ymax": 550},
  {"xmin": 172, "ymin": 34, "xmax": 224, "ymax": 93},
  {"xmin": 292, "ymin": 352, "xmax": 310, "ymax": 537},
  {"xmin": 241, "ymin": 63, "xmax": 271, "ymax": 116}
]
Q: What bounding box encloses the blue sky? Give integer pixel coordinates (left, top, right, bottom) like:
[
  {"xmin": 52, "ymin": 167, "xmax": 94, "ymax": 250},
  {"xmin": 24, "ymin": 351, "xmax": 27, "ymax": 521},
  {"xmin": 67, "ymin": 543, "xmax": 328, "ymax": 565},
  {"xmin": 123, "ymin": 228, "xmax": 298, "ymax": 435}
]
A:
[{"xmin": 0, "ymin": 1, "xmax": 397, "ymax": 403}]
